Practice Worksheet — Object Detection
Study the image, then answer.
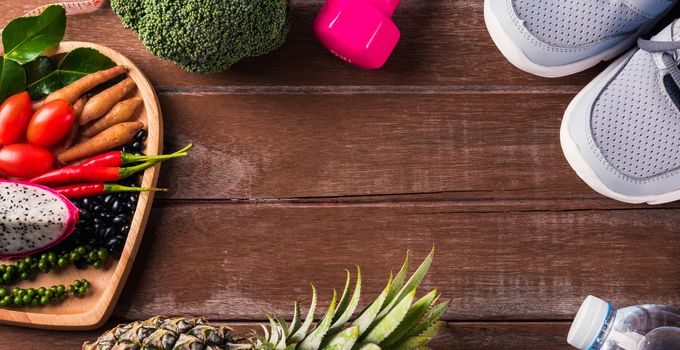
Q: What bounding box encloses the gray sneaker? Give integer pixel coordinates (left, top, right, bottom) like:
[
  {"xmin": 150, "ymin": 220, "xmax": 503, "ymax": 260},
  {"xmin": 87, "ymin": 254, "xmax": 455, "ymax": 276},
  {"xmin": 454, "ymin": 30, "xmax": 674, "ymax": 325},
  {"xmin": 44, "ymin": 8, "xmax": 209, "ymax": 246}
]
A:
[
  {"xmin": 484, "ymin": 0, "xmax": 676, "ymax": 77},
  {"xmin": 561, "ymin": 20, "xmax": 680, "ymax": 204}
]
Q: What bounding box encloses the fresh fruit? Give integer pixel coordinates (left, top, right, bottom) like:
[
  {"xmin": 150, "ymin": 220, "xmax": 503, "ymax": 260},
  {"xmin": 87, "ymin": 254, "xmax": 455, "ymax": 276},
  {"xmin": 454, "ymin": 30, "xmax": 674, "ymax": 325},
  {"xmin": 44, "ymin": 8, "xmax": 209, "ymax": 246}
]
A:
[
  {"xmin": 79, "ymin": 143, "xmax": 192, "ymax": 167},
  {"xmin": 83, "ymin": 249, "xmax": 446, "ymax": 350},
  {"xmin": 27, "ymin": 99, "xmax": 76, "ymax": 147},
  {"xmin": 30, "ymin": 160, "xmax": 160, "ymax": 186},
  {"xmin": 0, "ymin": 92, "xmax": 33, "ymax": 145},
  {"xmin": 0, "ymin": 144, "xmax": 53, "ymax": 178},
  {"xmin": 0, "ymin": 180, "xmax": 79, "ymax": 258},
  {"xmin": 54, "ymin": 183, "xmax": 167, "ymax": 199}
]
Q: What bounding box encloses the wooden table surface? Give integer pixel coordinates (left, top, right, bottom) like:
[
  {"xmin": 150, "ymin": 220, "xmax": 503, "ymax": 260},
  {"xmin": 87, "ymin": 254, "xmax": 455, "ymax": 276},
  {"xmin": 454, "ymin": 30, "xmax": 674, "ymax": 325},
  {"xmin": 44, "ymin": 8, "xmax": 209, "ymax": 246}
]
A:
[{"xmin": 2, "ymin": 1, "xmax": 680, "ymax": 349}]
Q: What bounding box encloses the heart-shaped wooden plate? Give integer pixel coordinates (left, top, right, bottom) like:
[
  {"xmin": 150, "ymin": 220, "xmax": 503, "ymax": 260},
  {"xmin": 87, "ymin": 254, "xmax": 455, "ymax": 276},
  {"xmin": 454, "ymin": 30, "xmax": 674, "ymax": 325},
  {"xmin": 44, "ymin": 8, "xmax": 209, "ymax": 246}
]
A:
[{"xmin": 0, "ymin": 42, "xmax": 162, "ymax": 330}]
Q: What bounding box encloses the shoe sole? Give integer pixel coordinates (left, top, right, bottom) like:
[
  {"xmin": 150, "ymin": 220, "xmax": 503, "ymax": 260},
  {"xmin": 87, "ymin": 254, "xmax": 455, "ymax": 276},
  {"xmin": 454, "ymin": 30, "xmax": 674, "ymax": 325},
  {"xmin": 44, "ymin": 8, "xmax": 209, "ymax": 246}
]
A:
[
  {"xmin": 560, "ymin": 53, "xmax": 680, "ymax": 205},
  {"xmin": 483, "ymin": 0, "xmax": 665, "ymax": 78}
]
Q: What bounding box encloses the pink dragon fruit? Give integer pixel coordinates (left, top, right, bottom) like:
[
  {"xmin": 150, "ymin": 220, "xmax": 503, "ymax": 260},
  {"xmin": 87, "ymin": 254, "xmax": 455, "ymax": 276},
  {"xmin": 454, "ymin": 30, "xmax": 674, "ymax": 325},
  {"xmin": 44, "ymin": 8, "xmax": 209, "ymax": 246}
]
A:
[{"xmin": 0, "ymin": 180, "xmax": 79, "ymax": 259}]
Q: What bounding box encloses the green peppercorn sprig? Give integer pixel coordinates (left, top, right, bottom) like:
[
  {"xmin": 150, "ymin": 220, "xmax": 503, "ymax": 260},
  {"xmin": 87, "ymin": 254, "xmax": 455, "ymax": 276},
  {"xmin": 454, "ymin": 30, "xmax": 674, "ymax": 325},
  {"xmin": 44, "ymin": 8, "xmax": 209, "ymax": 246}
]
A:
[
  {"xmin": 0, "ymin": 279, "xmax": 91, "ymax": 307},
  {"xmin": 0, "ymin": 246, "xmax": 108, "ymax": 285}
]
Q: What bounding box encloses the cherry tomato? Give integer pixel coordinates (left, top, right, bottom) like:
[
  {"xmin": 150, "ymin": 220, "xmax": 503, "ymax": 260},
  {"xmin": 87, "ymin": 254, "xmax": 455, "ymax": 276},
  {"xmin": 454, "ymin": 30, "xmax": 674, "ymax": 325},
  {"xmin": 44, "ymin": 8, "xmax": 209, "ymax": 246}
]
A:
[
  {"xmin": 0, "ymin": 92, "xmax": 33, "ymax": 145},
  {"xmin": 27, "ymin": 99, "xmax": 75, "ymax": 148},
  {"xmin": 0, "ymin": 144, "xmax": 54, "ymax": 179}
]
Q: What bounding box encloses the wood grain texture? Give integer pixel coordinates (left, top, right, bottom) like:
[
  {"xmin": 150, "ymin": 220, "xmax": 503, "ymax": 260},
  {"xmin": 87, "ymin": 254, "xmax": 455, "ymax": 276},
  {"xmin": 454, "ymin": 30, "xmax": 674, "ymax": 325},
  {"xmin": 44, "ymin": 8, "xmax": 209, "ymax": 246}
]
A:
[
  {"xmin": 0, "ymin": 321, "xmax": 571, "ymax": 350},
  {"xmin": 100, "ymin": 202, "xmax": 680, "ymax": 321},
  {"xmin": 0, "ymin": 42, "xmax": 162, "ymax": 330},
  {"xmin": 0, "ymin": 1, "xmax": 611, "ymax": 91},
  {"xmin": 0, "ymin": 0, "xmax": 678, "ymax": 349}
]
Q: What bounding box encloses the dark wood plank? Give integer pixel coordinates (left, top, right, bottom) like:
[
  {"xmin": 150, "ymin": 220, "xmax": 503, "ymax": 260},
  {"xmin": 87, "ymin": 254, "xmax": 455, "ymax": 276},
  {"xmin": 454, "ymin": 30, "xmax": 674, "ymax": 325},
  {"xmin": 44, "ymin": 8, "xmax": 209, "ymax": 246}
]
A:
[
  {"xmin": 103, "ymin": 202, "xmax": 680, "ymax": 320},
  {"xmin": 155, "ymin": 93, "xmax": 680, "ymax": 203},
  {"xmin": 0, "ymin": 321, "xmax": 571, "ymax": 349},
  {"xmin": 0, "ymin": 1, "xmax": 604, "ymax": 90}
]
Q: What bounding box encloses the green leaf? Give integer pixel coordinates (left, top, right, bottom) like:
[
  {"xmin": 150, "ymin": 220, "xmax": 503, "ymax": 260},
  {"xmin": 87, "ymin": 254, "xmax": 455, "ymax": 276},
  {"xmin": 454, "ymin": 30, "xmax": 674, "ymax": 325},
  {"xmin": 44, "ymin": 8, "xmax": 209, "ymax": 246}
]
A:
[
  {"xmin": 24, "ymin": 56, "xmax": 59, "ymax": 99},
  {"xmin": 3, "ymin": 5, "xmax": 66, "ymax": 63},
  {"xmin": 332, "ymin": 271, "xmax": 353, "ymax": 325},
  {"xmin": 352, "ymin": 277, "xmax": 392, "ymax": 336},
  {"xmin": 329, "ymin": 268, "xmax": 361, "ymax": 334},
  {"xmin": 391, "ymin": 321, "xmax": 444, "ymax": 350},
  {"xmin": 381, "ymin": 290, "xmax": 439, "ymax": 347},
  {"xmin": 289, "ymin": 285, "xmax": 318, "ymax": 344},
  {"xmin": 385, "ymin": 252, "xmax": 409, "ymax": 306},
  {"xmin": 22, "ymin": 47, "xmax": 118, "ymax": 100},
  {"xmin": 405, "ymin": 301, "xmax": 448, "ymax": 338},
  {"xmin": 376, "ymin": 248, "xmax": 434, "ymax": 320},
  {"xmin": 0, "ymin": 57, "xmax": 26, "ymax": 102},
  {"xmin": 298, "ymin": 290, "xmax": 337, "ymax": 350},
  {"xmin": 363, "ymin": 289, "xmax": 416, "ymax": 344},
  {"xmin": 58, "ymin": 47, "xmax": 117, "ymax": 87},
  {"xmin": 322, "ymin": 326, "xmax": 360, "ymax": 350},
  {"xmin": 289, "ymin": 301, "xmax": 302, "ymax": 336},
  {"xmin": 354, "ymin": 343, "xmax": 382, "ymax": 350}
]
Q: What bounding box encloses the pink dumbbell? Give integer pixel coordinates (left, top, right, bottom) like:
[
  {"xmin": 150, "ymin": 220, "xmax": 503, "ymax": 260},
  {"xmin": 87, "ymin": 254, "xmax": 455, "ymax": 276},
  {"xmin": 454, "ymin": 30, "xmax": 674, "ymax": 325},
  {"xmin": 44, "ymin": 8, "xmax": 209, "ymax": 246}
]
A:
[{"xmin": 314, "ymin": 0, "xmax": 401, "ymax": 70}]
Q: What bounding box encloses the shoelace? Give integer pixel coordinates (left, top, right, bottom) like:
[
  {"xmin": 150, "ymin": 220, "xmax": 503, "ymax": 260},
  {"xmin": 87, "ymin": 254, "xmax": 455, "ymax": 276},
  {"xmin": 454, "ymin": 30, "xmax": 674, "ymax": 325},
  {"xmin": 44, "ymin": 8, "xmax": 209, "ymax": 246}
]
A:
[{"xmin": 638, "ymin": 37, "xmax": 680, "ymax": 88}]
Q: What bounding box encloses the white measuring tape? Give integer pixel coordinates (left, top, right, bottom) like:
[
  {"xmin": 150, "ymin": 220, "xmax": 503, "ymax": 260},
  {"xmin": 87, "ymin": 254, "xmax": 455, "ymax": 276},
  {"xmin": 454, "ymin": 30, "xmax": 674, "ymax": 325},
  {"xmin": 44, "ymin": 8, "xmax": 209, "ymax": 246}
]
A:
[
  {"xmin": 23, "ymin": 0, "xmax": 107, "ymax": 16},
  {"xmin": 0, "ymin": 0, "xmax": 107, "ymax": 34}
]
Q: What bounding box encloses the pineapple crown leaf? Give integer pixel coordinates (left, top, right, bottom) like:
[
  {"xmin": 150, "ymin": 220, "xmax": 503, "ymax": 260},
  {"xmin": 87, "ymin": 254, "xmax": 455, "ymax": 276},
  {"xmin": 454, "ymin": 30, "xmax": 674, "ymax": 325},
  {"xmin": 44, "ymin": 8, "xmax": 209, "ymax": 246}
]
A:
[
  {"xmin": 289, "ymin": 285, "xmax": 318, "ymax": 343},
  {"xmin": 351, "ymin": 275, "xmax": 392, "ymax": 335},
  {"xmin": 391, "ymin": 321, "xmax": 445, "ymax": 350},
  {"xmin": 380, "ymin": 289, "xmax": 439, "ymax": 347},
  {"xmin": 298, "ymin": 290, "xmax": 338, "ymax": 350},
  {"xmin": 385, "ymin": 252, "xmax": 409, "ymax": 304},
  {"xmin": 362, "ymin": 289, "xmax": 417, "ymax": 344},
  {"xmin": 375, "ymin": 247, "xmax": 434, "ymax": 321},
  {"xmin": 405, "ymin": 300, "xmax": 449, "ymax": 339},
  {"xmin": 329, "ymin": 267, "xmax": 362, "ymax": 334},
  {"xmin": 249, "ymin": 249, "xmax": 445, "ymax": 350},
  {"xmin": 322, "ymin": 325, "xmax": 360, "ymax": 350}
]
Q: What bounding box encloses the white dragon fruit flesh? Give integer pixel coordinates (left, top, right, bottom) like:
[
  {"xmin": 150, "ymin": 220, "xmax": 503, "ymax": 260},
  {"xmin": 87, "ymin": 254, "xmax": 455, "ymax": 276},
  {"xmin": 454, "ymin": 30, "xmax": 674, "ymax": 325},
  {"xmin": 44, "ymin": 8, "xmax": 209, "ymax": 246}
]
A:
[{"xmin": 0, "ymin": 180, "xmax": 79, "ymax": 259}]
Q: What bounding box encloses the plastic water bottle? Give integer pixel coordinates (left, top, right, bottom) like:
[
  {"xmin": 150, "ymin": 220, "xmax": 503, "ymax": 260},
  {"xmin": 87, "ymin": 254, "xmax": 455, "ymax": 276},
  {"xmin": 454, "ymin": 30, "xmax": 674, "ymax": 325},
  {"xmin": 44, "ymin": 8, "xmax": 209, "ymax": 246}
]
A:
[{"xmin": 568, "ymin": 296, "xmax": 680, "ymax": 350}]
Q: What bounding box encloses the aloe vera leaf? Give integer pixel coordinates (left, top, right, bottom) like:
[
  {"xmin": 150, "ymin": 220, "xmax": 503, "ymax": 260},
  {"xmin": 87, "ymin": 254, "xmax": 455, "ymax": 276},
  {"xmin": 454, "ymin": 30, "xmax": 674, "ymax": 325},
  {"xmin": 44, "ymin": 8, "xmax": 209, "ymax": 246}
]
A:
[
  {"xmin": 354, "ymin": 343, "xmax": 382, "ymax": 350},
  {"xmin": 376, "ymin": 248, "xmax": 434, "ymax": 320},
  {"xmin": 363, "ymin": 289, "xmax": 416, "ymax": 344},
  {"xmin": 299, "ymin": 290, "xmax": 338, "ymax": 350},
  {"xmin": 289, "ymin": 301, "xmax": 302, "ymax": 336},
  {"xmin": 405, "ymin": 300, "xmax": 448, "ymax": 338},
  {"xmin": 391, "ymin": 321, "xmax": 444, "ymax": 350},
  {"xmin": 289, "ymin": 285, "xmax": 318, "ymax": 343},
  {"xmin": 321, "ymin": 325, "xmax": 360, "ymax": 350},
  {"xmin": 329, "ymin": 267, "xmax": 362, "ymax": 333},
  {"xmin": 381, "ymin": 290, "xmax": 438, "ymax": 347},
  {"xmin": 352, "ymin": 276, "xmax": 392, "ymax": 336},
  {"xmin": 385, "ymin": 252, "xmax": 409, "ymax": 305}
]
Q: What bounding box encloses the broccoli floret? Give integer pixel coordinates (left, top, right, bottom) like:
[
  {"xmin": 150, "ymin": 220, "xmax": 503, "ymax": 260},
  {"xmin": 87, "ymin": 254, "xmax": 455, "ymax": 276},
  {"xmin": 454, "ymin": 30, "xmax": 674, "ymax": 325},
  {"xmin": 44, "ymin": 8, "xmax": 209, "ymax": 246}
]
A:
[{"xmin": 111, "ymin": 0, "xmax": 291, "ymax": 73}]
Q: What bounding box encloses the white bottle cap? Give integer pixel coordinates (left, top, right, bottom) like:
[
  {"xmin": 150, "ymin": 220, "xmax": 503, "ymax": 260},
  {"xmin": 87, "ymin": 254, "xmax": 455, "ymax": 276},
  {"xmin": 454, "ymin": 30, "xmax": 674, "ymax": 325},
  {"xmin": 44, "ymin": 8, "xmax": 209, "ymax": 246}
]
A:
[{"xmin": 567, "ymin": 295, "xmax": 611, "ymax": 349}]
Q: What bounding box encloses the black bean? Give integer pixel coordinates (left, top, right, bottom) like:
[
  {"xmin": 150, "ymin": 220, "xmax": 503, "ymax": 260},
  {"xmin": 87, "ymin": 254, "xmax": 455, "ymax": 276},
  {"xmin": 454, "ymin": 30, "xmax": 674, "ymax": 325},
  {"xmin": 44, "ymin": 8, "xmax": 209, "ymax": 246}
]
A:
[
  {"xmin": 103, "ymin": 195, "xmax": 114, "ymax": 204},
  {"xmin": 122, "ymin": 146, "xmax": 131, "ymax": 153},
  {"xmin": 134, "ymin": 129, "xmax": 147, "ymax": 141},
  {"xmin": 131, "ymin": 141, "xmax": 143, "ymax": 152},
  {"xmin": 111, "ymin": 200, "xmax": 121, "ymax": 212}
]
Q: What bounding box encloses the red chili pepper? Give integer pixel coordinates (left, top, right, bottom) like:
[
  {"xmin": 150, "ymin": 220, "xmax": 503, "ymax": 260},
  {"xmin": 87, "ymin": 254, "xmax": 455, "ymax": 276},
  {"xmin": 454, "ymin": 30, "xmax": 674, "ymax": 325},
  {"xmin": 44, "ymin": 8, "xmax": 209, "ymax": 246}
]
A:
[
  {"xmin": 54, "ymin": 183, "xmax": 167, "ymax": 199},
  {"xmin": 79, "ymin": 144, "xmax": 193, "ymax": 167},
  {"xmin": 29, "ymin": 160, "xmax": 159, "ymax": 186}
]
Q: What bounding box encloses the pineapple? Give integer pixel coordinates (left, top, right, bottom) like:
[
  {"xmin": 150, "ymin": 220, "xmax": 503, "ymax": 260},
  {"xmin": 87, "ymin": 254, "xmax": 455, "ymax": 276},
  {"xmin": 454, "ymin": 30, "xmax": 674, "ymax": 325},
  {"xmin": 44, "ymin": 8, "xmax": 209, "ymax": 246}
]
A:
[{"xmin": 84, "ymin": 249, "xmax": 447, "ymax": 350}]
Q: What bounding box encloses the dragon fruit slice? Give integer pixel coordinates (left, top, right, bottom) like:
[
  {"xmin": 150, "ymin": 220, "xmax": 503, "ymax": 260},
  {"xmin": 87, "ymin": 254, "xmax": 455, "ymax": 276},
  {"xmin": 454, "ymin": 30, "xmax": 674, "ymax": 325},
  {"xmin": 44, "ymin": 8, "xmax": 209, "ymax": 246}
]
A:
[{"xmin": 0, "ymin": 180, "xmax": 79, "ymax": 259}]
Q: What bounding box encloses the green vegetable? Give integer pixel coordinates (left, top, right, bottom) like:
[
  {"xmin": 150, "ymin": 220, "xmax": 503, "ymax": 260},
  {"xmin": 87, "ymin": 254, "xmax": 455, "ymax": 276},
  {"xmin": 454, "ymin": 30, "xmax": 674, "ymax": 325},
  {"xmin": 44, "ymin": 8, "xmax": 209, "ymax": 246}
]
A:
[
  {"xmin": 0, "ymin": 246, "xmax": 109, "ymax": 285},
  {"xmin": 110, "ymin": 0, "xmax": 291, "ymax": 73},
  {"xmin": 0, "ymin": 279, "xmax": 90, "ymax": 307},
  {"xmin": 0, "ymin": 58, "xmax": 26, "ymax": 102},
  {"xmin": 26, "ymin": 48, "xmax": 118, "ymax": 100},
  {"xmin": 2, "ymin": 5, "xmax": 66, "ymax": 64},
  {"xmin": 0, "ymin": 5, "xmax": 66, "ymax": 101}
]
